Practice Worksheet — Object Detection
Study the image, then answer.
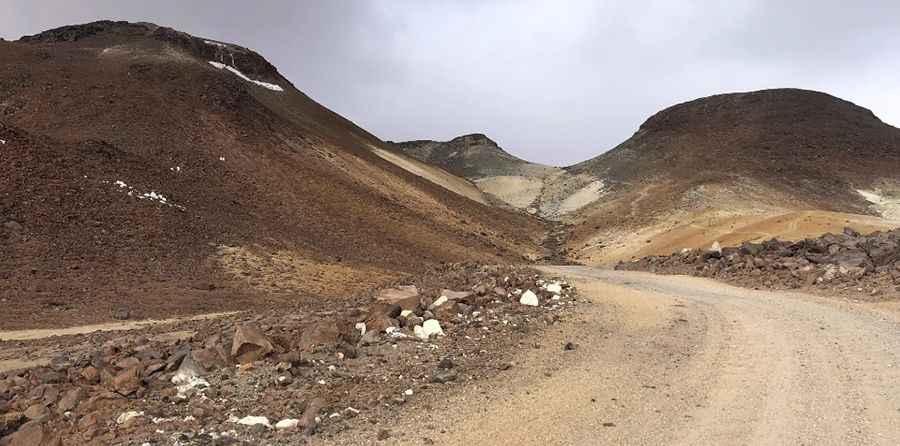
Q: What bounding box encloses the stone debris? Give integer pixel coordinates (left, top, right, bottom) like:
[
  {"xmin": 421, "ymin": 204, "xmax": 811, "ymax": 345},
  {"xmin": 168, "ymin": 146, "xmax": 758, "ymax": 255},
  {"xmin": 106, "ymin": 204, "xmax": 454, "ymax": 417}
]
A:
[
  {"xmin": 620, "ymin": 227, "xmax": 900, "ymax": 299},
  {"xmin": 0, "ymin": 263, "xmax": 579, "ymax": 445}
]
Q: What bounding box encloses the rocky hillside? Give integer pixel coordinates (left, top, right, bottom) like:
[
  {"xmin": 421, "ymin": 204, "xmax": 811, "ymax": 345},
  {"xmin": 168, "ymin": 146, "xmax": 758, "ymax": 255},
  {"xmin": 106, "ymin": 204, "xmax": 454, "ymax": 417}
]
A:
[
  {"xmin": 567, "ymin": 89, "xmax": 900, "ymax": 263},
  {"xmin": 0, "ymin": 21, "xmax": 544, "ymax": 328},
  {"xmin": 391, "ymin": 134, "xmax": 557, "ymax": 179}
]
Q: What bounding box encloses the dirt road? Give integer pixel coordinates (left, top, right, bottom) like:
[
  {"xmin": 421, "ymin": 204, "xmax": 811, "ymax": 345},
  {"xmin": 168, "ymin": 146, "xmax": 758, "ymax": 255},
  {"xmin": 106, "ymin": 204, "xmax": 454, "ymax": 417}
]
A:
[{"xmin": 336, "ymin": 266, "xmax": 900, "ymax": 445}]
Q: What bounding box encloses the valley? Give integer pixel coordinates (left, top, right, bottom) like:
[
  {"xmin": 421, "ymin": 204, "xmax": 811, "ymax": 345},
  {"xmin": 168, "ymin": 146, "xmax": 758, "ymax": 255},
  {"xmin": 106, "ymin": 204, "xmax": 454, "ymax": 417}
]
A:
[{"xmin": 2, "ymin": 19, "xmax": 900, "ymax": 446}]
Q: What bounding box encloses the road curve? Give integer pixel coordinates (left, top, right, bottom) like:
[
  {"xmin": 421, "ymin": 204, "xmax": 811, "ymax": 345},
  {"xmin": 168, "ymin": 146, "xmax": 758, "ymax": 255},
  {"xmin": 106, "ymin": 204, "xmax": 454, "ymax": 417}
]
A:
[{"xmin": 337, "ymin": 267, "xmax": 900, "ymax": 445}]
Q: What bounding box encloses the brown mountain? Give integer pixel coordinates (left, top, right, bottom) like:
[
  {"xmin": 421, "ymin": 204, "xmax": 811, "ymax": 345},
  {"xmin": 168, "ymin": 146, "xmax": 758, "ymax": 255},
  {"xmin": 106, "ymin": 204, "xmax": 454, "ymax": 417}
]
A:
[
  {"xmin": 0, "ymin": 21, "xmax": 542, "ymax": 329},
  {"xmin": 567, "ymin": 89, "xmax": 900, "ymax": 263}
]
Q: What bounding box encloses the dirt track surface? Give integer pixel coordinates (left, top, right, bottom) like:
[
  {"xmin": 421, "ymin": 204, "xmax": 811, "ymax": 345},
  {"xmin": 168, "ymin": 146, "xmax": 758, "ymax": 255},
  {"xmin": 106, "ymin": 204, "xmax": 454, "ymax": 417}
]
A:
[{"xmin": 337, "ymin": 267, "xmax": 900, "ymax": 445}]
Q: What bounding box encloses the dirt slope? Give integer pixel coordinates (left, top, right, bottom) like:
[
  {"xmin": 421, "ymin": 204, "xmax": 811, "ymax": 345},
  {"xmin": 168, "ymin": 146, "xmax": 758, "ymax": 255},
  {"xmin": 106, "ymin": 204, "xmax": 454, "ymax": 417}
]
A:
[{"xmin": 0, "ymin": 21, "xmax": 543, "ymax": 329}]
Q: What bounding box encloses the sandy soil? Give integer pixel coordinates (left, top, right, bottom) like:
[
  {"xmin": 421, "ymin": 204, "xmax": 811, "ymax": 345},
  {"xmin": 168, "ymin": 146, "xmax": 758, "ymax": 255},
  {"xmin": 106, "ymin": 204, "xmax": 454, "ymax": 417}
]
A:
[
  {"xmin": 327, "ymin": 267, "xmax": 900, "ymax": 445},
  {"xmin": 370, "ymin": 147, "xmax": 489, "ymax": 205},
  {"xmin": 474, "ymin": 176, "xmax": 544, "ymax": 209}
]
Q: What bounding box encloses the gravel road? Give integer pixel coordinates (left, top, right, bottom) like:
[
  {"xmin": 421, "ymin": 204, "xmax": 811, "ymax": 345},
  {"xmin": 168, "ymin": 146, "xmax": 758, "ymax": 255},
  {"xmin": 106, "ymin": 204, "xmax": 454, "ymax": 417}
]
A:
[{"xmin": 338, "ymin": 267, "xmax": 900, "ymax": 445}]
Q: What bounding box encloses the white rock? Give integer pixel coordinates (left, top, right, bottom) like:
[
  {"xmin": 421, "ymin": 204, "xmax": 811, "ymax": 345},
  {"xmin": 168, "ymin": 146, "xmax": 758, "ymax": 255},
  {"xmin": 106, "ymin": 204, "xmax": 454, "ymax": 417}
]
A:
[
  {"xmin": 400, "ymin": 309, "xmax": 413, "ymax": 318},
  {"xmin": 355, "ymin": 322, "xmax": 367, "ymax": 336},
  {"xmin": 710, "ymin": 241, "xmax": 722, "ymax": 253},
  {"xmin": 403, "ymin": 388, "xmax": 413, "ymax": 396},
  {"xmin": 430, "ymin": 296, "xmax": 448, "ymax": 308},
  {"xmin": 544, "ymin": 281, "xmax": 563, "ymax": 295},
  {"xmin": 519, "ymin": 290, "xmax": 539, "ymax": 306},
  {"xmin": 235, "ymin": 416, "xmax": 271, "ymax": 428},
  {"xmin": 414, "ymin": 319, "xmax": 445, "ymax": 340},
  {"xmin": 117, "ymin": 411, "xmax": 144, "ymax": 425},
  {"xmin": 275, "ymin": 418, "xmax": 300, "ymax": 430}
]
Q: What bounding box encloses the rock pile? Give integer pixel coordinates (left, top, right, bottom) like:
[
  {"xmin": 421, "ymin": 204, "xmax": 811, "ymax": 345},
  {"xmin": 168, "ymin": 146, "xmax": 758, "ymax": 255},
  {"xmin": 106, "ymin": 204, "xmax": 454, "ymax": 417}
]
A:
[
  {"xmin": 0, "ymin": 264, "xmax": 578, "ymax": 445},
  {"xmin": 618, "ymin": 227, "xmax": 900, "ymax": 298}
]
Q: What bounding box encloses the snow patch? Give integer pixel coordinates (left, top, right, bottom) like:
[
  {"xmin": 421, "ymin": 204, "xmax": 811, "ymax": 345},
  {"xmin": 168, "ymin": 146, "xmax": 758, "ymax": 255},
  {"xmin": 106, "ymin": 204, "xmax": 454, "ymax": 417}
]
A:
[
  {"xmin": 208, "ymin": 61, "xmax": 284, "ymax": 92},
  {"xmin": 107, "ymin": 179, "xmax": 185, "ymax": 210},
  {"xmin": 0, "ymin": 139, "xmax": 7, "ymax": 145},
  {"xmin": 204, "ymin": 39, "xmax": 227, "ymax": 48}
]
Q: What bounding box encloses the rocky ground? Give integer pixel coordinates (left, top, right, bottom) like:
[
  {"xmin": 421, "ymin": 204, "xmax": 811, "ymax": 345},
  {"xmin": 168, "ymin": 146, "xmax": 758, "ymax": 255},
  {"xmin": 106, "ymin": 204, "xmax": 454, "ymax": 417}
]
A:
[
  {"xmin": 618, "ymin": 227, "xmax": 900, "ymax": 300},
  {"xmin": 0, "ymin": 264, "xmax": 582, "ymax": 445}
]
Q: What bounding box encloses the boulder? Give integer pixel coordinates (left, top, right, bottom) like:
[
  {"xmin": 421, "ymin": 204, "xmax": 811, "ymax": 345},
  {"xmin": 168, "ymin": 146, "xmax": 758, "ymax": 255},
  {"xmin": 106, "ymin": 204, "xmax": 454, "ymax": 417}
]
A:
[
  {"xmin": 231, "ymin": 324, "xmax": 274, "ymax": 364},
  {"xmin": 298, "ymin": 321, "xmax": 342, "ymax": 350},
  {"xmin": 414, "ymin": 320, "xmax": 444, "ymax": 340},
  {"xmin": 440, "ymin": 289, "xmax": 473, "ymax": 302},
  {"xmin": 111, "ymin": 366, "xmax": 142, "ymax": 396},
  {"xmin": 519, "ymin": 290, "xmax": 539, "ymax": 306},
  {"xmin": 374, "ymin": 286, "xmax": 420, "ymax": 311},
  {"xmin": 5, "ymin": 421, "xmax": 62, "ymax": 446},
  {"xmin": 56, "ymin": 388, "xmax": 84, "ymax": 413}
]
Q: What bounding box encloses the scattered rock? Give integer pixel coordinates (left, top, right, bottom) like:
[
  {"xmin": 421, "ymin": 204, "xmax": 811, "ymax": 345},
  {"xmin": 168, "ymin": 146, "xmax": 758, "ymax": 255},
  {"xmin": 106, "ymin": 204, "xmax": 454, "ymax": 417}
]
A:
[
  {"xmin": 275, "ymin": 418, "xmax": 300, "ymax": 430},
  {"xmin": 414, "ymin": 319, "xmax": 444, "ymax": 340},
  {"xmin": 519, "ymin": 290, "xmax": 539, "ymax": 306}
]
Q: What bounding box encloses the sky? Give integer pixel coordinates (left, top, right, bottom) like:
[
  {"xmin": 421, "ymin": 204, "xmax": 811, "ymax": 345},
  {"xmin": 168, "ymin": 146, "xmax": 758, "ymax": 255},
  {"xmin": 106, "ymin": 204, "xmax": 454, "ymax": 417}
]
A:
[{"xmin": 3, "ymin": 0, "xmax": 900, "ymax": 166}]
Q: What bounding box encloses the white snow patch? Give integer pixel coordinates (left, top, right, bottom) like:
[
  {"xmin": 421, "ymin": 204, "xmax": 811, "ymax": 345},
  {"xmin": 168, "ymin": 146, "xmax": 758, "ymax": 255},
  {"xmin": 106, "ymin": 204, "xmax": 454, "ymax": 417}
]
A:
[
  {"xmin": 0, "ymin": 139, "xmax": 6, "ymax": 145},
  {"xmin": 208, "ymin": 61, "xmax": 284, "ymax": 92},
  {"xmin": 204, "ymin": 40, "xmax": 227, "ymax": 48},
  {"xmin": 109, "ymin": 179, "xmax": 185, "ymax": 210}
]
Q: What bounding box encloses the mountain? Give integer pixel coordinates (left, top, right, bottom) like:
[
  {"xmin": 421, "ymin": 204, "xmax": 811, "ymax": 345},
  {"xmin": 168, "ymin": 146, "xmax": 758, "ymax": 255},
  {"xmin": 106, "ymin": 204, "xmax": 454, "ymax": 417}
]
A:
[
  {"xmin": 390, "ymin": 134, "xmax": 602, "ymax": 218},
  {"xmin": 0, "ymin": 21, "xmax": 543, "ymax": 329},
  {"xmin": 395, "ymin": 89, "xmax": 900, "ymax": 263},
  {"xmin": 567, "ymin": 88, "xmax": 900, "ymax": 263}
]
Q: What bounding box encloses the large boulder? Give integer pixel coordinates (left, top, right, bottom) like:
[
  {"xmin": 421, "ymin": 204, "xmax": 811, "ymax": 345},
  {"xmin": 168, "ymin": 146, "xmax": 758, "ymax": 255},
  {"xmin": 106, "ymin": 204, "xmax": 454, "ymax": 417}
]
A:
[
  {"xmin": 297, "ymin": 321, "xmax": 343, "ymax": 350},
  {"xmin": 374, "ymin": 286, "xmax": 420, "ymax": 311},
  {"xmin": 231, "ymin": 325, "xmax": 274, "ymax": 364}
]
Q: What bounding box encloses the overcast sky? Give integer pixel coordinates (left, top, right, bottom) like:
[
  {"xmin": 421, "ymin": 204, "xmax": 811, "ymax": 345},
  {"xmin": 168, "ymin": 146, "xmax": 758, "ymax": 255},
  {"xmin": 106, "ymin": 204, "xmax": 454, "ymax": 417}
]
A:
[{"xmin": 4, "ymin": 1, "xmax": 900, "ymax": 165}]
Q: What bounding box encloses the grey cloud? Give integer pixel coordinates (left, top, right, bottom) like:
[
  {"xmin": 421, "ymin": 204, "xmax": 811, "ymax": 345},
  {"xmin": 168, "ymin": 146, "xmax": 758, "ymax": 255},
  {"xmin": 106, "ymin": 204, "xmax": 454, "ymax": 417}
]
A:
[{"xmin": 3, "ymin": 0, "xmax": 899, "ymax": 165}]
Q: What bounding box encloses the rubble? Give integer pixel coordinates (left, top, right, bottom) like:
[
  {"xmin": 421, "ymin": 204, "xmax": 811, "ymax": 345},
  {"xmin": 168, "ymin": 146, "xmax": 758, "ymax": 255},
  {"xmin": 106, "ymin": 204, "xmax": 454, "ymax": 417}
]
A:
[
  {"xmin": 619, "ymin": 228, "xmax": 900, "ymax": 299},
  {"xmin": 0, "ymin": 263, "xmax": 580, "ymax": 444}
]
